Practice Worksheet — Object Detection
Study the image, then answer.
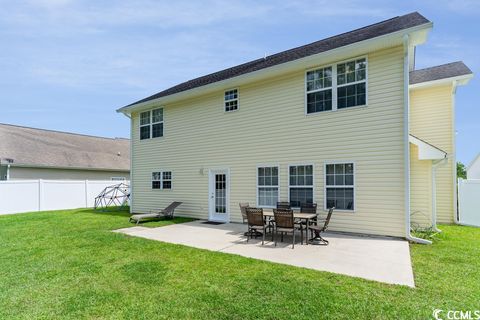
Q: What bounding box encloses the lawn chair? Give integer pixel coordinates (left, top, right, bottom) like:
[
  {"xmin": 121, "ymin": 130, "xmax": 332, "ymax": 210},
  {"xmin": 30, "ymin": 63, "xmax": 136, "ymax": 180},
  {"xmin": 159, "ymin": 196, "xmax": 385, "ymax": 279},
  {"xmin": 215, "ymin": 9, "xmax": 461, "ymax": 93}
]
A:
[
  {"xmin": 129, "ymin": 202, "xmax": 182, "ymax": 225},
  {"xmin": 245, "ymin": 207, "xmax": 270, "ymax": 245},
  {"xmin": 273, "ymin": 208, "xmax": 299, "ymax": 249},
  {"xmin": 239, "ymin": 202, "xmax": 250, "ymax": 224},
  {"xmin": 308, "ymin": 207, "xmax": 334, "ymax": 245},
  {"xmin": 276, "ymin": 201, "xmax": 291, "ymax": 210}
]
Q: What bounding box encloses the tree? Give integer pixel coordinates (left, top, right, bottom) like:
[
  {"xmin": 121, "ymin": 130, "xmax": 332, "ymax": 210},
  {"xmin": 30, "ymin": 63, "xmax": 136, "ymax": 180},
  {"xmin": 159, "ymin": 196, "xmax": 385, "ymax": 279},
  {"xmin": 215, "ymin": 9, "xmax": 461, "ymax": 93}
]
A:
[{"xmin": 457, "ymin": 162, "xmax": 467, "ymax": 179}]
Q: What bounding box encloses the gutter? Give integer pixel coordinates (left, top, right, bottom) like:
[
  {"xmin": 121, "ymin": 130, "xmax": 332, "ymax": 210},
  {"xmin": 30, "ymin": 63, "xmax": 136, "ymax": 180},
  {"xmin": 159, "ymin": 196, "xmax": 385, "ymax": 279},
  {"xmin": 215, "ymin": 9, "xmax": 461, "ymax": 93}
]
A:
[{"xmin": 403, "ymin": 34, "xmax": 432, "ymax": 245}]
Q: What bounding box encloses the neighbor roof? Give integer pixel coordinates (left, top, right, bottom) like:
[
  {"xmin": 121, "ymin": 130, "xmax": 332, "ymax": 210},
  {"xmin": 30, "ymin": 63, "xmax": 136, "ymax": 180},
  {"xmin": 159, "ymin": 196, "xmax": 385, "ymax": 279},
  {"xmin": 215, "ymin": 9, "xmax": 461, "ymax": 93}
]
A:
[
  {"xmin": 123, "ymin": 12, "xmax": 430, "ymax": 109},
  {"xmin": 0, "ymin": 123, "xmax": 130, "ymax": 171},
  {"xmin": 410, "ymin": 61, "xmax": 473, "ymax": 84}
]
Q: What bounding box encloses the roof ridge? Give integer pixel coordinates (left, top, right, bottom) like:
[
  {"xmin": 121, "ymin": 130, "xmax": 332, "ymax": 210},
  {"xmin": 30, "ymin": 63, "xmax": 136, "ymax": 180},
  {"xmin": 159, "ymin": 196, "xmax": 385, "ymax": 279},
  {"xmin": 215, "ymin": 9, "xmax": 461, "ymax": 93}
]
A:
[{"xmin": 0, "ymin": 123, "xmax": 129, "ymax": 141}]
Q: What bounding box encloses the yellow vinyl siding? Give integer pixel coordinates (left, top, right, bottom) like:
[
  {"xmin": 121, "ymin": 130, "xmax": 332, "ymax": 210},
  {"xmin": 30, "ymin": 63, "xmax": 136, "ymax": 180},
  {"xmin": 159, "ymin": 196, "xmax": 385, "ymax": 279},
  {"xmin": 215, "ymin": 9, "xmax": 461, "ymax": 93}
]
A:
[
  {"xmin": 131, "ymin": 46, "xmax": 406, "ymax": 237},
  {"xmin": 409, "ymin": 144, "xmax": 433, "ymax": 227},
  {"xmin": 410, "ymin": 84, "xmax": 454, "ymax": 224}
]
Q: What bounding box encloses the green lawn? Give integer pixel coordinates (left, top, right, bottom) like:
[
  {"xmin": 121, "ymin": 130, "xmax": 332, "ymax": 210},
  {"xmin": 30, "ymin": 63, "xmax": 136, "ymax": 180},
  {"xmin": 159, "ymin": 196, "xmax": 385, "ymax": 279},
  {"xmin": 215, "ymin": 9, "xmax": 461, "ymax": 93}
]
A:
[{"xmin": 0, "ymin": 208, "xmax": 479, "ymax": 319}]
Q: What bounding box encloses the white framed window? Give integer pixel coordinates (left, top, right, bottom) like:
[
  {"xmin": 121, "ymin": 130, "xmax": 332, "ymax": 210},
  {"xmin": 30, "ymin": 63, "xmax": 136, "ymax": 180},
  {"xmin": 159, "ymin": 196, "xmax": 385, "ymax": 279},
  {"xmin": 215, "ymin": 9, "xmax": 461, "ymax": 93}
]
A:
[
  {"xmin": 257, "ymin": 166, "xmax": 279, "ymax": 207},
  {"xmin": 111, "ymin": 177, "xmax": 126, "ymax": 181},
  {"xmin": 306, "ymin": 66, "xmax": 333, "ymax": 113},
  {"xmin": 288, "ymin": 164, "xmax": 314, "ymax": 207},
  {"xmin": 140, "ymin": 108, "xmax": 164, "ymax": 140},
  {"xmin": 305, "ymin": 56, "xmax": 367, "ymax": 114},
  {"xmin": 224, "ymin": 89, "xmax": 238, "ymax": 112},
  {"xmin": 152, "ymin": 171, "xmax": 172, "ymax": 190},
  {"xmin": 325, "ymin": 163, "xmax": 354, "ymax": 211}
]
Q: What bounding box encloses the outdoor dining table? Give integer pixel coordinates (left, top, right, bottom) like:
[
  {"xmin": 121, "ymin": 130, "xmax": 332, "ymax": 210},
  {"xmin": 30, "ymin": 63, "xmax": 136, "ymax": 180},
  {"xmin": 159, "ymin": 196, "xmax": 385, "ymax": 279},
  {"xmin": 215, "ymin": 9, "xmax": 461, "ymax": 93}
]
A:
[{"xmin": 262, "ymin": 210, "xmax": 317, "ymax": 245}]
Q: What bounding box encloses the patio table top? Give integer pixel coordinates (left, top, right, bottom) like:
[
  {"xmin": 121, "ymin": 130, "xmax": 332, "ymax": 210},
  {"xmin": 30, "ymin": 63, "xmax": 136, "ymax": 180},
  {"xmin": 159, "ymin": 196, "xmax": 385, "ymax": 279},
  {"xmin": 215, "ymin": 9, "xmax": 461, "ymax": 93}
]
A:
[{"xmin": 262, "ymin": 210, "xmax": 317, "ymax": 220}]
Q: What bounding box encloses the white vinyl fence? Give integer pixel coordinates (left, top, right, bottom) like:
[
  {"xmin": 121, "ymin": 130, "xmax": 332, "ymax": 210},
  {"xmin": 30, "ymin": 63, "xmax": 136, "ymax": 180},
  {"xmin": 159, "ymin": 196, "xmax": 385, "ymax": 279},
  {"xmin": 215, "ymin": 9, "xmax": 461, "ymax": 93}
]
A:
[
  {"xmin": 458, "ymin": 178, "xmax": 480, "ymax": 227},
  {"xmin": 0, "ymin": 179, "xmax": 129, "ymax": 215}
]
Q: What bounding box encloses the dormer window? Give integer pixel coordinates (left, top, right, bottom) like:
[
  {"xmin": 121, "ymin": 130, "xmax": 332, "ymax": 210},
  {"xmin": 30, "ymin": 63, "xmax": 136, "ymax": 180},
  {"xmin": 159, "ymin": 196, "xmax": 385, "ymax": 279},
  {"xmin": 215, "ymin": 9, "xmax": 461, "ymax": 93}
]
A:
[{"xmin": 224, "ymin": 89, "xmax": 238, "ymax": 112}]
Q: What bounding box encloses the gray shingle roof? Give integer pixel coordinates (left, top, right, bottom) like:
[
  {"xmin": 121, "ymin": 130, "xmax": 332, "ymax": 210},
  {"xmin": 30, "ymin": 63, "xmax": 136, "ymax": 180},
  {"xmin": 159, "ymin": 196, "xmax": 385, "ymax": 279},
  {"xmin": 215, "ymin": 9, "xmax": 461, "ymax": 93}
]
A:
[
  {"xmin": 0, "ymin": 123, "xmax": 130, "ymax": 171},
  {"xmin": 410, "ymin": 61, "xmax": 472, "ymax": 84},
  {"xmin": 123, "ymin": 12, "xmax": 430, "ymax": 108}
]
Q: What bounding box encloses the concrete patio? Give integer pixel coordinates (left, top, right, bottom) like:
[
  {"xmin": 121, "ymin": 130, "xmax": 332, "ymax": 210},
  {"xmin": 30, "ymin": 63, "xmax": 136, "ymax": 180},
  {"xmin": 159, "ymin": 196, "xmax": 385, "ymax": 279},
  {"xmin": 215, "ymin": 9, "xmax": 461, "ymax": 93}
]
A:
[{"xmin": 114, "ymin": 220, "xmax": 414, "ymax": 287}]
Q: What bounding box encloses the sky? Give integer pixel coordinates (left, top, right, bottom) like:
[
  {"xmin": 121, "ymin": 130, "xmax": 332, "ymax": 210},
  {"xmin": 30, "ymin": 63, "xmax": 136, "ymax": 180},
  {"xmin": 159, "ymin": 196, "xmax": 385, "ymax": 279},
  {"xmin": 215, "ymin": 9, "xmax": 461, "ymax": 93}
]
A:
[{"xmin": 0, "ymin": 0, "xmax": 479, "ymax": 164}]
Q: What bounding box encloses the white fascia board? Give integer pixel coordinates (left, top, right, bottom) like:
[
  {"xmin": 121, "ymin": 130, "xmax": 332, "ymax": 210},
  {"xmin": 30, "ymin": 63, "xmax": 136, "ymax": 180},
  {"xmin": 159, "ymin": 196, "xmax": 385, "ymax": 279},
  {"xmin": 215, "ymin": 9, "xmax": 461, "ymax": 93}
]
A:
[
  {"xmin": 409, "ymin": 135, "xmax": 447, "ymax": 160},
  {"xmin": 118, "ymin": 23, "xmax": 432, "ymax": 116},
  {"xmin": 409, "ymin": 73, "xmax": 473, "ymax": 90}
]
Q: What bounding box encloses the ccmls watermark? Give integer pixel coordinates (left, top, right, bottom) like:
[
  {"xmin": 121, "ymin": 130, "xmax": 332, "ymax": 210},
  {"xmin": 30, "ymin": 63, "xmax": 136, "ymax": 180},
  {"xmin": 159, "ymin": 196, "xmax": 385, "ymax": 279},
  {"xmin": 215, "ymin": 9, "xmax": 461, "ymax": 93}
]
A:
[{"xmin": 433, "ymin": 309, "xmax": 480, "ymax": 320}]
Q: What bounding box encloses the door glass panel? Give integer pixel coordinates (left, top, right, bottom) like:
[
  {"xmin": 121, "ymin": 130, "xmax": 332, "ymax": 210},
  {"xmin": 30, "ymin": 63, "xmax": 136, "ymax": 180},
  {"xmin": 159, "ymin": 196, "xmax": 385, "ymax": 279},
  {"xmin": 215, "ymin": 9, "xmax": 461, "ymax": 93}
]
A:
[{"xmin": 215, "ymin": 174, "xmax": 226, "ymax": 214}]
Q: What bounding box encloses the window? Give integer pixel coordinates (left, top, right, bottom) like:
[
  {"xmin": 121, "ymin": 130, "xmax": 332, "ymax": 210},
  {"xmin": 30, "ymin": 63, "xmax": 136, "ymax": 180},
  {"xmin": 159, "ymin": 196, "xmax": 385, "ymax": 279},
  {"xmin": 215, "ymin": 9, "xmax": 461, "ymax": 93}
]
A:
[
  {"xmin": 257, "ymin": 166, "xmax": 279, "ymax": 207},
  {"xmin": 288, "ymin": 165, "xmax": 313, "ymax": 207},
  {"xmin": 306, "ymin": 67, "xmax": 332, "ymax": 113},
  {"xmin": 224, "ymin": 89, "xmax": 238, "ymax": 112},
  {"xmin": 306, "ymin": 57, "xmax": 367, "ymax": 114},
  {"xmin": 140, "ymin": 111, "xmax": 151, "ymax": 140},
  {"xmin": 140, "ymin": 108, "xmax": 164, "ymax": 140},
  {"xmin": 152, "ymin": 171, "xmax": 172, "ymax": 189},
  {"xmin": 325, "ymin": 163, "xmax": 354, "ymax": 210},
  {"xmin": 337, "ymin": 58, "xmax": 366, "ymax": 109}
]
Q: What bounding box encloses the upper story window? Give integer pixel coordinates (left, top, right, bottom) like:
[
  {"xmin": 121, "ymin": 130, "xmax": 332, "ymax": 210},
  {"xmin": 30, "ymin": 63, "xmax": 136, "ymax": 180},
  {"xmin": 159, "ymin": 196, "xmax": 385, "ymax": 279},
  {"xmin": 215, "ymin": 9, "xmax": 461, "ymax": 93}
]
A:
[
  {"xmin": 224, "ymin": 89, "xmax": 238, "ymax": 112},
  {"xmin": 325, "ymin": 163, "xmax": 354, "ymax": 211},
  {"xmin": 306, "ymin": 57, "xmax": 367, "ymax": 114},
  {"xmin": 140, "ymin": 108, "xmax": 164, "ymax": 140},
  {"xmin": 306, "ymin": 67, "xmax": 332, "ymax": 113}
]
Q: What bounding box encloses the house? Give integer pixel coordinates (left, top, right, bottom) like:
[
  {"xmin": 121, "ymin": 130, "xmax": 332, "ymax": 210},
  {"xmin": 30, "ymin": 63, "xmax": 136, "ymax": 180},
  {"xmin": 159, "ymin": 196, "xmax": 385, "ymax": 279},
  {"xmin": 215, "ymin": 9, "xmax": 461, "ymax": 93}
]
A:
[
  {"xmin": 0, "ymin": 123, "xmax": 130, "ymax": 181},
  {"xmin": 467, "ymin": 153, "xmax": 480, "ymax": 179},
  {"xmin": 117, "ymin": 12, "xmax": 472, "ymax": 241}
]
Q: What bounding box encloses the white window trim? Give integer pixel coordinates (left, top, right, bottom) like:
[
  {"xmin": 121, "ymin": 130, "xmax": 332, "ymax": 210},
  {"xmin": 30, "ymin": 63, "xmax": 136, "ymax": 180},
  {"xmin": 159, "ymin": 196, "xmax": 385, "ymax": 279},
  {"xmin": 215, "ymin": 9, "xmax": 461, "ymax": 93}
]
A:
[
  {"xmin": 140, "ymin": 107, "xmax": 165, "ymax": 140},
  {"xmin": 256, "ymin": 164, "xmax": 280, "ymax": 208},
  {"xmin": 287, "ymin": 163, "xmax": 315, "ymax": 208},
  {"xmin": 323, "ymin": 161, "xmax": 356, "ymax": 212},
  {"xmin": 224, "ymin": 88, "xmax": 239, "ymax": 113},
  {"xmin": 152, "ymin": 170, "xmax": 173, "ymax": 190},
  {"xmin": 305, "ymin": 56, "xmax": 368, "ymax": 116}
]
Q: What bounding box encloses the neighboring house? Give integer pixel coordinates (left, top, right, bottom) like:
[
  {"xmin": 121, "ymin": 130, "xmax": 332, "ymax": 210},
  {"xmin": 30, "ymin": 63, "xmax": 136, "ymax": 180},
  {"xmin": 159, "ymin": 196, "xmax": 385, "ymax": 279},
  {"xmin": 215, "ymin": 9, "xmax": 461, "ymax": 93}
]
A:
[
  {"xmin": 117, "ymin": 12, "xmax": 472, "ymax": 240},
  {"xmin": 467, "ymin": 153, "xmax": 480, "ymax": 179},
  {"xmin": 0, "ymin": 123, "xmax": 130, "ymax": 181}
]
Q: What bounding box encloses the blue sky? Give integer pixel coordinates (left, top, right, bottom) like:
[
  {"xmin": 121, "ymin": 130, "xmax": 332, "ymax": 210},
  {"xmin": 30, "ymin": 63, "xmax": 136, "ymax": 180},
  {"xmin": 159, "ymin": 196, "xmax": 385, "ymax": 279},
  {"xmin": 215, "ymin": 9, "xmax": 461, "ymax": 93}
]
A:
[{"xmin": 0, "ymin": 0, "xmax": 478, "ymax": 163}]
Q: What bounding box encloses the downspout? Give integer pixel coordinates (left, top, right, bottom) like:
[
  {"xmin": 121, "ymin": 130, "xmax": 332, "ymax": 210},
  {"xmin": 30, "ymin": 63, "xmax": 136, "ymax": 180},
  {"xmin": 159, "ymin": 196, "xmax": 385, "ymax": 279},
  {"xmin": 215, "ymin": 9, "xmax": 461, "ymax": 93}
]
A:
[
  {"xmin": 432, "ymin": 157, "xmax": 448, "ymax": 232},
  {"xmin": 124, "ymin": 113, "xmax": 133, "ymax": 214},
  {"xmin": 451, "ymin": 82, "xmax": 459, "ymax": 223},
  {"xmin": 6, "ymin": 164, "xmax": 10, "ymax": 180},
  {"xmin": 403, "ymin": 34, "xmax": 431, "ymax": 244}
]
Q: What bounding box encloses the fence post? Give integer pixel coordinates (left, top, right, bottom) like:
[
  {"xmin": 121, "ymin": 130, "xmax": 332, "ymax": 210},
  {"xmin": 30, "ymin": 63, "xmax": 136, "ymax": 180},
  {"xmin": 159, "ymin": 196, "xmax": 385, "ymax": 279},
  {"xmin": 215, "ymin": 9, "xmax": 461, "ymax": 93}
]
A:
[
  {"xmin": 38, "ymin": 179, "xmax": 43, "ymax": 211},
  {"xmin": 85, "ymin": 180, "xmax": 89, "ymax": 208}
]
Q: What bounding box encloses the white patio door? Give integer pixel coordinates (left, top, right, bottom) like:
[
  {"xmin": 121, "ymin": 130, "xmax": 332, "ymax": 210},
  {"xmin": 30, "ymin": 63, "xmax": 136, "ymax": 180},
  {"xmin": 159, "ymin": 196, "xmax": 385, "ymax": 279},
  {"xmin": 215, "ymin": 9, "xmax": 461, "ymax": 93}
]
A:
[{"xmin": 208, "ymin": 168, "xmax": 230, "ymax": 222}]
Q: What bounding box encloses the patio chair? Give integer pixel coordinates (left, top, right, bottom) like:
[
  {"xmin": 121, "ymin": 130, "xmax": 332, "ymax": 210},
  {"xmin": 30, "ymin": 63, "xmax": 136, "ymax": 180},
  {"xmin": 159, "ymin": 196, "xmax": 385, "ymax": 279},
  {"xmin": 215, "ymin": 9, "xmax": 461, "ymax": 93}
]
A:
[
  {"xmin": 300, "ymin": 203, "xmax": 318, "ymax": 238},
  {"xmin": 245, "ymin": 207, "xmax": 270, "ymax": 245},
  {"xmin": 238, "ymin": 202, "xmax": 250, "ymax": 224},
  {"xmin": 276, "ymin": 201, "xmax": 291, "ymax": 210},
  {"xmin": 273, "ymin": 208, "xmax": 300, "ymax": 249},
  {"xmin": 308, "ymin": 207, "xmax": 334, "ymax": 245},
  {"xmin": 129, "ymin": 202, "xmax": 182, "ymax": 225}
]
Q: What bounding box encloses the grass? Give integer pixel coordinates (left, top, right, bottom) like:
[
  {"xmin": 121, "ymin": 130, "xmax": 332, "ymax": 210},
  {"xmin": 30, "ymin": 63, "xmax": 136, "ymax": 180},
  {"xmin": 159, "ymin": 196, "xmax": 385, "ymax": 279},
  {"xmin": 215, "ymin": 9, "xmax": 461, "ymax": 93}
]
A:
[{"xmin": 0, "ymin": 208, "xmax": 479, "ymax": 319}]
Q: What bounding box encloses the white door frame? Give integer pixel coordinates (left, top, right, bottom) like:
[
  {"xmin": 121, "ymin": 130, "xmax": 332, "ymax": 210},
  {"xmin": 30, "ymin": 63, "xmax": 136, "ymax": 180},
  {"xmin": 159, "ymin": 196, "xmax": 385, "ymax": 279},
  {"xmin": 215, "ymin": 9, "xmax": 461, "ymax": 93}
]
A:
[{"xmin": 208, "ymin": 168, "xmax": 230, "ymax": 222}]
